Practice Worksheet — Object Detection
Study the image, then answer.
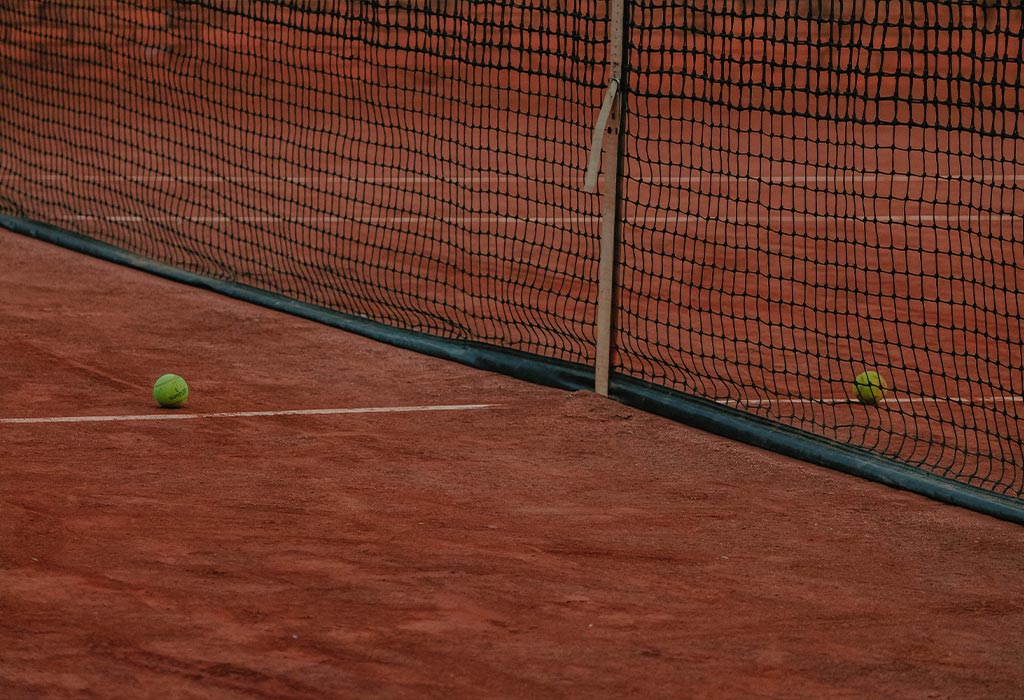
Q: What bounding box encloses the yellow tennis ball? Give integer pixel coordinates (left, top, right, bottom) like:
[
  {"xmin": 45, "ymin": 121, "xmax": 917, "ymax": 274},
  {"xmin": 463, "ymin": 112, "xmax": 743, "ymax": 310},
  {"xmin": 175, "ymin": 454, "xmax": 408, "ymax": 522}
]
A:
[
  {"xmin": 153, "ymin": 373, "xmax": 189, "ymax": 408},
  {"xmin": 852, "ymin": 370, "xmax": 888, "ymax": 405}
]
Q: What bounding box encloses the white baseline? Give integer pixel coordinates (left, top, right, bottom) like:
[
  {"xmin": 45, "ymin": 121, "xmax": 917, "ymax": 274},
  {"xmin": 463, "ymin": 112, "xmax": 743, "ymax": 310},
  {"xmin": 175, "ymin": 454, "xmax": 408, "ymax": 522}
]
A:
[
  {"xmin": 720, "ymin": 395, "xmax": 1023, "ymax": 407},
  {"xmin": 30, "ymin": 172, "xmax": 1024, "ymax": 186},
  {"xmin": 0, "ymin": 403, "xmax": 498, "ymax": 425}
]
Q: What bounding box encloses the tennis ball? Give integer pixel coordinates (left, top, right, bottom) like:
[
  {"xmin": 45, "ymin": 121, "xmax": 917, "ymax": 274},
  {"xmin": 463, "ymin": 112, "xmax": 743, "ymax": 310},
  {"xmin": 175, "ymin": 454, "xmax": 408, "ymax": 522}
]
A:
[
  {"xmin": 852, "ymin": 370, "xmax": 888, "ymax": 405},
  {"xmin": 153, "ymin": 373, "xmax": 189, "ymax": 408}
]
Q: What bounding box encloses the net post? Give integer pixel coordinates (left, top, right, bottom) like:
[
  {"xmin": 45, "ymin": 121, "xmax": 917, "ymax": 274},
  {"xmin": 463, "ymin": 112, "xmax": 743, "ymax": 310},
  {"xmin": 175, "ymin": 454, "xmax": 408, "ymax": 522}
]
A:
[{"xmin": 589, "ymin": 0, "xmax": 626, "ymax": 397}]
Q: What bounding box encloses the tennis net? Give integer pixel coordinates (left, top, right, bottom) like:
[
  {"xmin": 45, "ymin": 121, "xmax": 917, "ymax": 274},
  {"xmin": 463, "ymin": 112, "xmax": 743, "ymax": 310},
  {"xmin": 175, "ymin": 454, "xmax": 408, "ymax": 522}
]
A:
[{"xmin": 1, "ymin": 0, "xmax": 1022, "ymax": 518}]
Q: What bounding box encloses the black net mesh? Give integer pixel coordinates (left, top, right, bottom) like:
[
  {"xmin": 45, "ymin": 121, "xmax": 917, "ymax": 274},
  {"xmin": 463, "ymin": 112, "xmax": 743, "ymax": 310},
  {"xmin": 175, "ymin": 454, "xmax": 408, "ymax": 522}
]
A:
[
  {"xmin": 0, "ymin": 0, "xmax": 605, "ymax": 361},
  {"xmin": 1, "ymin": 1, "xmax": 1021, "ymax": 505},
  {"xmin": 622, "ymin": 1, "xmax": 1023, "ymax": 497}
]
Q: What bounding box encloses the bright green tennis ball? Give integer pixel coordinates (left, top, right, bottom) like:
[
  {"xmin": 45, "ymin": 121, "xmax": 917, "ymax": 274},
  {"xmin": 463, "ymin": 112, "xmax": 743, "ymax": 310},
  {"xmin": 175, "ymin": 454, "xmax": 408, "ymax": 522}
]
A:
[
  {"xmin": 153, "ymin": 374, "xmax": 189, "ymax": 408},
  {"xmin": 852, "ymin": 370, "xmax": 888, "ymax": 405}
]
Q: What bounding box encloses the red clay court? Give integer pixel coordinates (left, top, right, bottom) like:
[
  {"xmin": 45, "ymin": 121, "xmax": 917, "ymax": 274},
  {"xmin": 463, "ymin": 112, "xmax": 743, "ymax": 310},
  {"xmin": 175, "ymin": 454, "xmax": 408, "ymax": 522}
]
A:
[
  {"xmin": 4, "ymin": 224, "xmax": 1024, "ymax": 699},
  {"xmin": 2, "ymin": 1, "xmax": 1024, "ymax": 697}
]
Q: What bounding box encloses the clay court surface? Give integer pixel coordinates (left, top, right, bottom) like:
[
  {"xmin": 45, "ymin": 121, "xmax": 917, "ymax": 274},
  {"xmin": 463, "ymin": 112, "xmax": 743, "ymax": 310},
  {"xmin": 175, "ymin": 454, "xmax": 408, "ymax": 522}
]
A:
[{"xmin": 1, "ymin": 229, "xmax": 1023, "ymax": 698}]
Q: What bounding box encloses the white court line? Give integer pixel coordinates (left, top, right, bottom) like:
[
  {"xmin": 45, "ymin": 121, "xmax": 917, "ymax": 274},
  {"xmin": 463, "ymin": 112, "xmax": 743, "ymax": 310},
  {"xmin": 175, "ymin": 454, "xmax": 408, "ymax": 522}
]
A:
[
  {"xmin": 56, "ymin": 212, "xmax": 1020, "ymax": 226},
  {"xmin": 720, "ymin": 395, "xmax": 1024, "ymax": 407},
  {"xmin": 26, "ymin": 173, "xmax": 1024, "ymax": 185},
  {"xmin": 58, "ymin": 214, "xmax": 600, "ymax": 226},
  {"xmin": 0, "ymin": 403, "xmax": 498, "ymax": 425},
  {"xmin": 37, "ymin": 174, "xmax": 510, "ymax": 185},
  {"xmin": 652, "ymin": 173, "xmax": 1024, "ymax": 186},
  {"xmin": 635, "ymin": 213, "xmax": 1021, "ymax": 226}
]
